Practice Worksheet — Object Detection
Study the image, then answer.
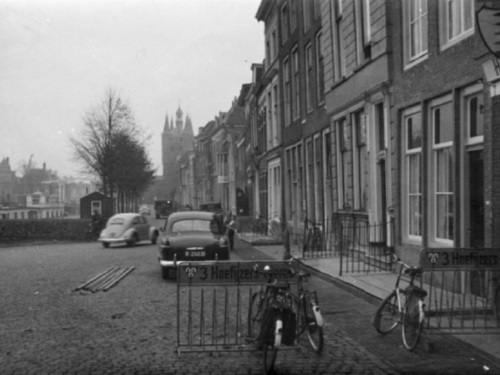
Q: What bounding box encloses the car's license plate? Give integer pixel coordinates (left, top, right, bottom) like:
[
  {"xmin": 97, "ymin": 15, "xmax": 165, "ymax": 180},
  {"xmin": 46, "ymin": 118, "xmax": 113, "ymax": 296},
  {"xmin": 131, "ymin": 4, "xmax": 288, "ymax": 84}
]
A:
[{"xmin": 186, "ymin": 251, "xmax": 205, "ymax": 257}]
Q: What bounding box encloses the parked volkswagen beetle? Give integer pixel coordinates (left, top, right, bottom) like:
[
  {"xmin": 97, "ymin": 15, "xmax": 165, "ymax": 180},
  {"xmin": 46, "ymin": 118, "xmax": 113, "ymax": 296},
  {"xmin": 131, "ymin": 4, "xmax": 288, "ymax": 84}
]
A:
[{"xmin": 98, "ymin": 213, "xmax": 159, "ymax": 248}]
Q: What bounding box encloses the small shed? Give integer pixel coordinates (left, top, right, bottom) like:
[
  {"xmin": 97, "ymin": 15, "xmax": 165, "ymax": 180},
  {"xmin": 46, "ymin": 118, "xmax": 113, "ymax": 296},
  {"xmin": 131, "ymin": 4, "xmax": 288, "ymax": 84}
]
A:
[{"xmin": 80, "ymin": 192, "xmax": 113, "ymax": 219}]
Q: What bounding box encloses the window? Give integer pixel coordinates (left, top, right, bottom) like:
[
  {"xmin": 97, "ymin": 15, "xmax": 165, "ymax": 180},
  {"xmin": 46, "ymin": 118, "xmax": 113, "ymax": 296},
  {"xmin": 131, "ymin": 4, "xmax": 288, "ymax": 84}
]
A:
[
  {"xmin": 281, "ymin": 2, "xmax": 290, "ymax": 44},
  {"xmin": 292, "ymin": 46, "xmax": 300, "ymax": 120},
  {"xmin": 355, "ymin": 0, "xmax": 371, "ymax": 64},
  {"xmin": 290, "ymin": 0, "xmax": 297, "ymax": 32},
  {"xmin": 375, "ymin": 102, "xmax": 385, "ymax": 152},
  {"xmin": 283, "ymin": 57, "xmax": 291, "ymax": 126},
  {"xmin": 354, "ymin": 111, "xmax": 368, "ymax": 211},
  {"xmin": 440, "ymin": 0, "xmax": 474, "ymax": 49},
  {"xmin": 273, "ymin": 83, "xmax": 279, "ymax": 143},
  {"xmin": 305, "ymin": 43, "xmax": 313, "ymax": 112},
  {"xmin": 465, "ymin": 93, "xmax": 484, "ymax": 144},
  {"xmin": 332, "ymin": 0, "xmax": 346, "ymax": 81},
  {"xmin": 337, "ymin": 117, "xmax": 352, "ymax": 207},
  {"xmin": 313, "ymin": 0, "xmax": 321, "ymax": 20},
  {"xmin": 431, "ymin": 98, "xmax": 454, "ymax": 242},
  {"xmin": 403, "ymin": 108, "xmax": 422, "ymax": 239},
  {"xmin": 272, "ymin": 30, "xmax": 277, "ymax": 60},
  {"xmin": 403, "ymin": 0, "xmax": 428, "ymax": 67},
  {"xmin": 267, "ymin": 91, "xmax": 273, "ymax": 149},
  {"xmin": 91, "ymin": 201, "xmax": 102, "ymax": 215},
  {"xmin": 266, "ymin": 39, "xmax": 270, "ymax": 66},
  {"xmin": 303, "ymin": 0, "xmax": 311, "ymax": 32},
  {"xmin": 316, "ymin": 31, "xmax": 325, "ymax": 104}
]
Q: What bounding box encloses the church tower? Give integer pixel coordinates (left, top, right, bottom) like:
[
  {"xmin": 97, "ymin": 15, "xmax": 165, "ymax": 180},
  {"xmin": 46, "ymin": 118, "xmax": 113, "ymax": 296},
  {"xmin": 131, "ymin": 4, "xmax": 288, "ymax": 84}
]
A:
[{"xmin": 161, "ymin": 105, "xmax": 194, "ymax": 200}]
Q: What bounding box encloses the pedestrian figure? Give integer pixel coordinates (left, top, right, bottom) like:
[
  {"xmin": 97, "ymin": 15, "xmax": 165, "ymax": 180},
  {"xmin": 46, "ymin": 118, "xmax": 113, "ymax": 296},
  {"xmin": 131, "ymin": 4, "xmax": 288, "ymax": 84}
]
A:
[
  {"xmin": 91, "ymin": 210, "xmax": 102, "ymax": 241},
  {"xmin": 225, "ymin": 212, "xmax": 236, "ymax": 250}
]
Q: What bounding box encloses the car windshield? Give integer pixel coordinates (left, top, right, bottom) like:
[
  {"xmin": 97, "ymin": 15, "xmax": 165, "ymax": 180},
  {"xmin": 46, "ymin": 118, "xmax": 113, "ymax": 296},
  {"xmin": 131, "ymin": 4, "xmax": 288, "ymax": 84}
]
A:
[
  {"xmin": 109, "ymin": 218, "xmax": 125, "ymax": 226},
  {"xmin": 171, "ymin": 219, "xmax": 215, "ymax": 233}
]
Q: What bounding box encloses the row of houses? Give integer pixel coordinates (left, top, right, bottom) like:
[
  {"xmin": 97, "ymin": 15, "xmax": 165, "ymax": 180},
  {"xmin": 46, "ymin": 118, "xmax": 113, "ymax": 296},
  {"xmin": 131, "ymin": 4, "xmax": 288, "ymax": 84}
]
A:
[
  {"xmin": 0, "ymin": 157, "xmax": 95, "ymax": 219},
  {"xmin": 173, "ymin": 0, "xmax": 500, "ymax": 264}
]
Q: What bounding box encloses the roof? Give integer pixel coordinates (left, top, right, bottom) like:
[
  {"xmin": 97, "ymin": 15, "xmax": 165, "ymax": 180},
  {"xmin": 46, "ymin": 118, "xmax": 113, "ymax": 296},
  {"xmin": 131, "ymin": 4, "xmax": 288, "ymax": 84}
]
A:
[{"xmin": 167, "ymin": 211, "xmax": 217, "ymax": 221}]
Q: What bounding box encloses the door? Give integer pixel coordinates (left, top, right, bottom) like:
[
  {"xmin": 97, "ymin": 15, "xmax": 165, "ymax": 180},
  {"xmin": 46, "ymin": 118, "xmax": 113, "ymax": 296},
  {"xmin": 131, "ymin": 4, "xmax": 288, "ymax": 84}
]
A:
[
  {"xmin": 467, "ymin": 150, "xmax": 484, "ymax": 249},
  {"xmin": 466, "ymin": 149, "xmax": 485, "ymax": 296}
]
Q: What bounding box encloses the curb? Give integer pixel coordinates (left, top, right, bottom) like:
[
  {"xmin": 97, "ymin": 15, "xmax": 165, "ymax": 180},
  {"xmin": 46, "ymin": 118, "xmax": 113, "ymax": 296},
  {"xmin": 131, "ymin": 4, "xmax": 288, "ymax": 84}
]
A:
[{"xmin": 295, "ymin": 258, "xmax": 383, "ymax": 307}]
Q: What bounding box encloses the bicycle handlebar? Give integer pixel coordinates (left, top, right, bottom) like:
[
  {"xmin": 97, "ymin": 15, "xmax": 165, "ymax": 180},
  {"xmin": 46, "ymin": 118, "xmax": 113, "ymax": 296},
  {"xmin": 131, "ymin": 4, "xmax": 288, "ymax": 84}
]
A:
[
  {"xmin": 391, "ymin": 253, "xmax": 422, "ymax": 277},
  {"xmin": 252, "ymin": 263, "xmax": 310, "ymax": 282}
]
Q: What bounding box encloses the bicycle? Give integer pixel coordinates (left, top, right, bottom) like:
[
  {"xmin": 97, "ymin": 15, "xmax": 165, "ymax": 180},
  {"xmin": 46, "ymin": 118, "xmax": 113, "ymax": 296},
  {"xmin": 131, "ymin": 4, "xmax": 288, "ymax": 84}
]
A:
[
  {"xmin": 372, "ymin": 254, "xmax": 427, "ymax": 351},
  {"xmin": 248, "ymin": 261, "xmax": 324, "ymax": 374},
  {"xmin": 303, "ymin": 220, "xmax": 323, "ymax": 253},
  {"xmin": 252, "ymin": 215, "xmax": 268, "ymax": 236}
]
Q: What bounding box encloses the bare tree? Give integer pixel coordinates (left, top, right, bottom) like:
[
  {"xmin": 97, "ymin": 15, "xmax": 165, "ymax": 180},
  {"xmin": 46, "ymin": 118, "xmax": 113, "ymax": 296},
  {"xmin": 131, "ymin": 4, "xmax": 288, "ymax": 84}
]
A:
[{"xmin": 71, "ymin": 88, "xmax": 156, "ymax": 210}]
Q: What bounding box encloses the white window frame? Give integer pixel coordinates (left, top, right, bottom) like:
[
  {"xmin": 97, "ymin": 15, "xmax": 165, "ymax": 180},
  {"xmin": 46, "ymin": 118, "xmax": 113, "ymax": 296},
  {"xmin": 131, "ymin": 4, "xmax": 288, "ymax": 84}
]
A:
[
  {"xmin": 353, "ymin": 109, "xmax": 368, "ymax": 211},
  {"xmin": 268, "ymin": 159, "xmax": 281, "ymax": 221},
  {"xmin": 331, "ymin": 0, "xmax": 346, "ymax": 81},
  {"xmin": 439, "ymin": 0, "xmax": 475, "ymax": 51},
  {"xmin": 292, "ymin": 45, "xmax": 300, "ymax": 121},
  {"xmin": 316, "ymin": 30, "xmax": 325, "ymax": 105},
  {"xmin": 303, "ymin": 0, "xmax": 311, "ymax": 32},
  {"xmin": 403, "ymin": 0, "xmax": 428, "ymax": 69},
  {"xmin": 281, "ymin": 2, "xmax": 290, "ymax": 45},
  {"xmin": 402, "ymin": 106, "xmax": 423, "ymax": 243},
  {"xmin": 429, "ymin": 95, "xmax": 454, "ymax": 245},
  {"xmin": 305, "ymin": 43, "xmax": 313, "ymax": 113},
  {"xmin": 91, "ymin": 200, "xmax": 102, "ymax": 215},
  {"xmin": 463, "ymin": 84, "xmax": 484, "ymax": 147},
  {"xmin": 283, "ymin": 56, "xmax": 291, "ymax": 126}
]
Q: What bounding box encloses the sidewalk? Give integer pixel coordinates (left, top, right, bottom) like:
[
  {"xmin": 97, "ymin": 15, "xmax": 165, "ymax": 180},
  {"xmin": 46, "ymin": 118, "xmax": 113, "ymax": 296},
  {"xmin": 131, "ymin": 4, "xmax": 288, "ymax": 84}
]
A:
[{"xmin": 238, "ymin": 232, "xmax": 500, "ymax": 363}]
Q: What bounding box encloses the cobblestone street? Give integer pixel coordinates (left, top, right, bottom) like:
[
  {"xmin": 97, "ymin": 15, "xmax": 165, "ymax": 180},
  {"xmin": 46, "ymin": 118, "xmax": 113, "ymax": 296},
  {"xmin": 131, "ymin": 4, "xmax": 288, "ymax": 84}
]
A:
[{"xmin": 1, "ymin": 240, "xmax": 499, "ymax": 374}]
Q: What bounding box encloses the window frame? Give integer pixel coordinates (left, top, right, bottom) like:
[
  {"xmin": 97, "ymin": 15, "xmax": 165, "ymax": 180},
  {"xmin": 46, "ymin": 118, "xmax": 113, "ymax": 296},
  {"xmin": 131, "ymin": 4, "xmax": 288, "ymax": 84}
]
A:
[
  {"xmin": 281, "ymin": 2, "xmax": 290, "ymax": 45},
  {"xmin": 283, "ymin": 56, "xmax": 291, "ymax": 126},
  {"xmin": 305, "ymin": 42, "xmax": 314, "ymax": 113},
  {"xmin": 402, "ymin": 106, "xmax": 423, "ymax": 243},
  {"xmin": 439, "ymin": 0, "xmax": 475, "ymax": 50},
  {"xmin": 292, "ymin": 45, "xmax": 300, "ymax": 121},
  {"xmin": 429, "ymin": 95, "xmax": 454, "ymax": 245},
  {"xmin": 331, "ymin": 0, "xmax": 346, "ymax": 81},
  {"xmin": 316, "ymin": 30, "xmax": 325, "ymax": 105},
  {"xmin": 402, "ymin": 0, "xmax": 428, "ymax": 68}
]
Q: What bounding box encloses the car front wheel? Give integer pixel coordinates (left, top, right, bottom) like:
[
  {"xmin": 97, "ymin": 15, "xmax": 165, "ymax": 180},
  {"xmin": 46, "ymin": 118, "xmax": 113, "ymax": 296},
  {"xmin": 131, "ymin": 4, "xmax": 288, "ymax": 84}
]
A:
[
  {"xmin": 151, "ymin": 232, "xmax": 158, "ymax": 245},
  {"xmin": 161, "ymin": 267, "xmax": 173, "ymax": 280}
]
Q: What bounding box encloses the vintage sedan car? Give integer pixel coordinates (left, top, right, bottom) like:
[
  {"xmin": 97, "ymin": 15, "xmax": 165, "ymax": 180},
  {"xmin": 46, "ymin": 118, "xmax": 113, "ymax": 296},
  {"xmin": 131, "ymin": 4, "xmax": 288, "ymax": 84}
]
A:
[
  {"xmin": 98, "ymin": 213, "xmax": 159, "ymax": 248},
  {"xmin": 138, "ymin": 204, "xmax": 151, "ymax": 216},
  {"xmin": 158, "ymin": 211, "xmax": 229, "ymax": 279}
]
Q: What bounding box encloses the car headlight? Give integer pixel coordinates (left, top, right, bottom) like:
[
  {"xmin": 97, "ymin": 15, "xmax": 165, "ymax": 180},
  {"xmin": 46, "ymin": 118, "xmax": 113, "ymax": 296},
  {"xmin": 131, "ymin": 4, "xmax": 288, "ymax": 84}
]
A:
[
  {"xmin": 160, "ymin": 237, "xmax": 170, "ymax": 247},
  {"xmin": 219, "ymin": 237, "xmax": 228, "ymax": 247}
]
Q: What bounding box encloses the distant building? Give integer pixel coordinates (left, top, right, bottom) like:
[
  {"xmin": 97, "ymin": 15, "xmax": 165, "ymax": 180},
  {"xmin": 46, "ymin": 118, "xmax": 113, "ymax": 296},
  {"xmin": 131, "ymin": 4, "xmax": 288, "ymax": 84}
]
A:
[
  {"xmin": 161, "ymin": 106, "xmax": 194, "ymax": 201},
  {"xmin": 0, "ymin": 157, "xmax": 17, "ymax": 205},
  {"xmin": 80, "ymin": 191, "xmax": 113, "ymax": 220},
  {"xmin": 0, "ymin": 156, "xmax": 95, "ymax": 219}
]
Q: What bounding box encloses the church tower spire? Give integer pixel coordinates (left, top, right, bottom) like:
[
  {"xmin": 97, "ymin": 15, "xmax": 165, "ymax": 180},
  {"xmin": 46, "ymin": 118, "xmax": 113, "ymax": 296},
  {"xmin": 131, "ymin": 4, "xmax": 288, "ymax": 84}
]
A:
[
  {"xmin": 176, "ymin": 106, "xmax": 183, "ymax": 131},
  {"xmin": 163, "ymin": 114, "xmax": 169, "ymax": 132},
  {"xmin": 184, "ymin": 114, "xmax": 194, "ymax": 135}
]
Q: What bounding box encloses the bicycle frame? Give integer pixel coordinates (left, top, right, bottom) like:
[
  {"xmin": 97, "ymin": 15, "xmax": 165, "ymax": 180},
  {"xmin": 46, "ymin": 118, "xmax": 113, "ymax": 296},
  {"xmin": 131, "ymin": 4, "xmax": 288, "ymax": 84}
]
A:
[{"xmin": 373, "ymin": 254, "xmax": 427, "ymax": 351}]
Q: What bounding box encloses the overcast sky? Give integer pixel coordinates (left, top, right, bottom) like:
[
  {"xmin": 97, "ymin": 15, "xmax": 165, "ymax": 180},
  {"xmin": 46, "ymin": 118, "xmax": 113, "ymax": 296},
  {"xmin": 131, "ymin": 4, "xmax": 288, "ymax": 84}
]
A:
[{"xmin": 0, "ymin": 0, "xmax": 263, "ymax": 178}]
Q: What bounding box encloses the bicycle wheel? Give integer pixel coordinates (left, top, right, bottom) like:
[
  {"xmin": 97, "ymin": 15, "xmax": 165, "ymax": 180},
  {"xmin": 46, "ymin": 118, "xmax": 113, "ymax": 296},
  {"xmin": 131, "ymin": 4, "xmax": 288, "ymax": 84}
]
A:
[
  {"xmin": 373, "ymin": 290, "xmax": 400, "ymax": 334},
  {"xmin": 402, "ymin": 295, "xmax": 423, "ymax": 351},
  {"xmin": 248, "ymin": 292, "xmax": 265, "ymax": 342},
  {"xmin": 263, "ymin": 318, "xmax": 280, "ymax": 375},
  {"xmin": 303, "ymin": 293, "xmax": 324, "ymax": 353}
]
